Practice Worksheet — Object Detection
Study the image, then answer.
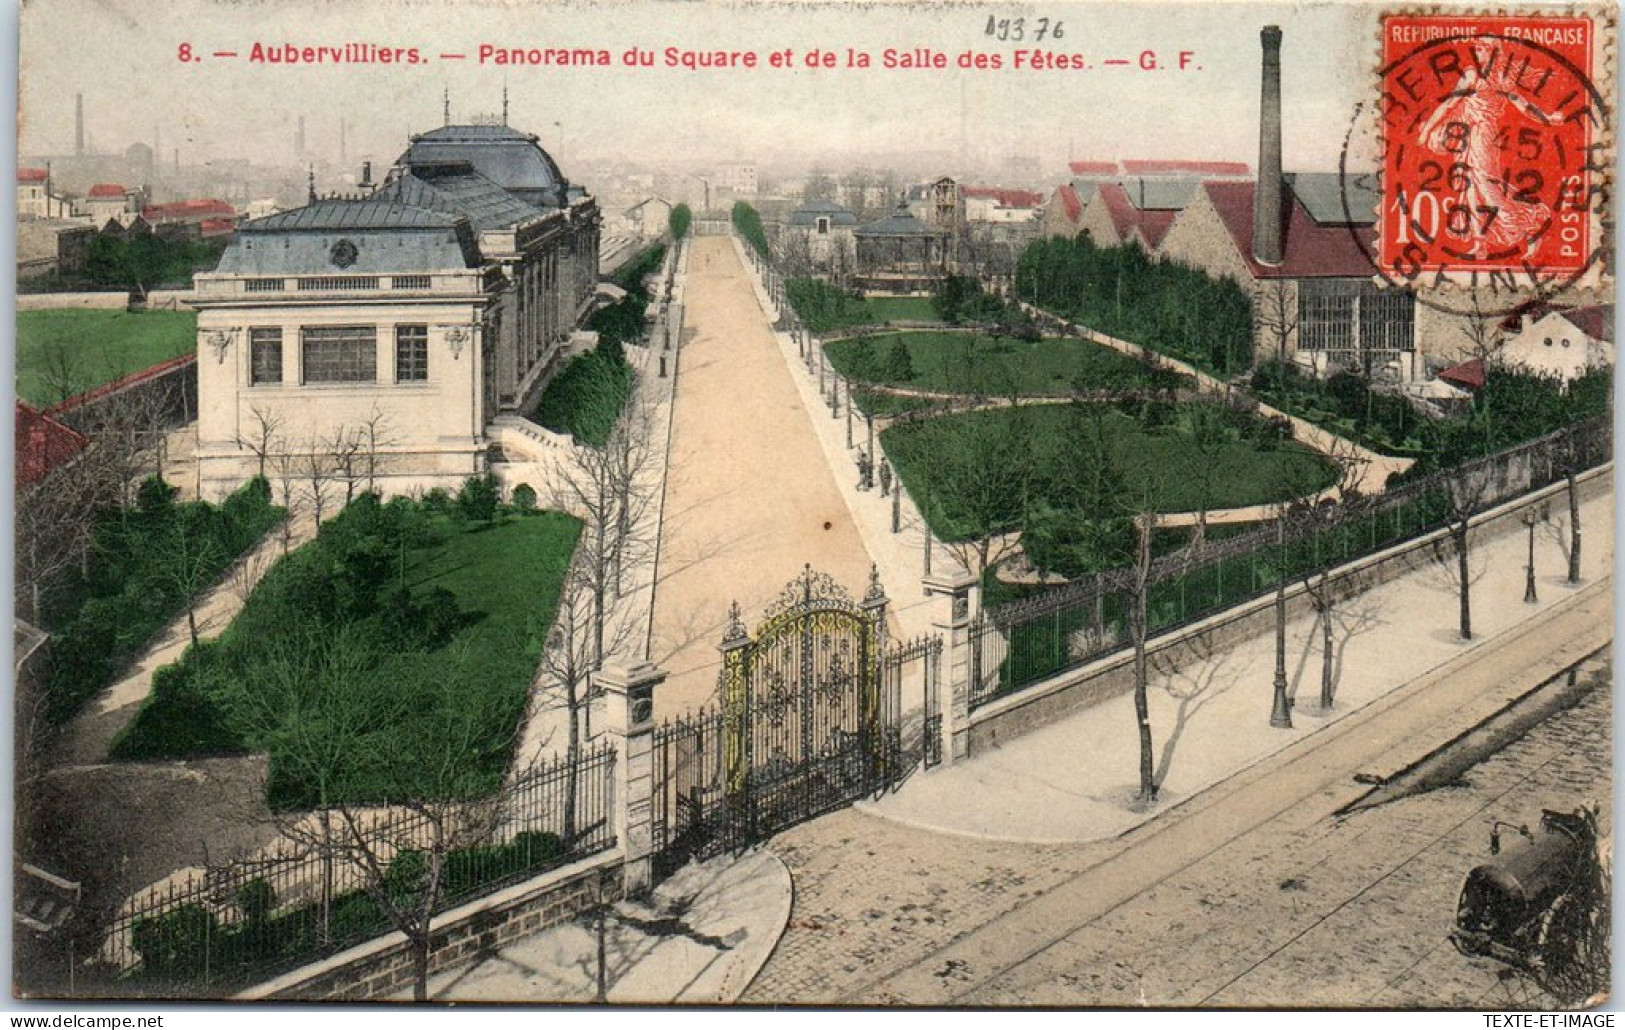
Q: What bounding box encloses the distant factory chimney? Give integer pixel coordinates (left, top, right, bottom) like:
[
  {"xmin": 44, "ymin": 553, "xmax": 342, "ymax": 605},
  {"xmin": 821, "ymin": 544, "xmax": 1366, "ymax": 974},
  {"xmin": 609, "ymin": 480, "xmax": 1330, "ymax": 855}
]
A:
[
  {"xmin": 74, "ymin": 94, "xmax": 84, "ymax": 156},
  {"xmin": 1252, "ymin": 25, "xmax": 1285, "ymax": 266}
]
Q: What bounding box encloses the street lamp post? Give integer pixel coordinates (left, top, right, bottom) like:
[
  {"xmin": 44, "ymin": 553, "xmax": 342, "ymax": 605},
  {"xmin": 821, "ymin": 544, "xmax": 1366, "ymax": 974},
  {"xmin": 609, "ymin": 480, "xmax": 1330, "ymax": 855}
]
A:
[
  {"xmin": 1270, "ymin": 514, "xmax": 1293, "ymax": 729},
  {"xmin": 1523, "ymin": 508, "xmax": 1541, "ymax": 603}
]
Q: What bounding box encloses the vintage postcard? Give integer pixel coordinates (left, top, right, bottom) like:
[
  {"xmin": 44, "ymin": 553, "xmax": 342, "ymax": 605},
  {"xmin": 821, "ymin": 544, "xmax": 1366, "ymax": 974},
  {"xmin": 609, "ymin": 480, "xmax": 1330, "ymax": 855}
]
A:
[{"xmin": 11, "ymin": 0, "xmax": 1616, "ymax": 1010}]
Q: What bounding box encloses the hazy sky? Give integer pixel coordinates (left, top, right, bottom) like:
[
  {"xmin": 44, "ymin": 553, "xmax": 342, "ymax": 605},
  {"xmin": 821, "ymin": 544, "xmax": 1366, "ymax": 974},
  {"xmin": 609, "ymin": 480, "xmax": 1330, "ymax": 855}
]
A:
[{"xmin": 19, "ymin": 0, "xmax": 1381, "ymax": 177}]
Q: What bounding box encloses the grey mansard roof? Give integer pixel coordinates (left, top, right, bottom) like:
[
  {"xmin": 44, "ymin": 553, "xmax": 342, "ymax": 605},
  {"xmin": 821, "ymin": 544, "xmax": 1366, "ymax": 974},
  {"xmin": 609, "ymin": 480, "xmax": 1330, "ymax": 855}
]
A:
[
  {"xmin": 218, "ymin": 200, "xmax": 481, "ymax": 274},
  {"xmin": 375, "ymin": 164, "xmax": 541, "ymax": 233},
  {"xmin": 787, "ymin": 201, "xmax": 858, "ymax": 228}
]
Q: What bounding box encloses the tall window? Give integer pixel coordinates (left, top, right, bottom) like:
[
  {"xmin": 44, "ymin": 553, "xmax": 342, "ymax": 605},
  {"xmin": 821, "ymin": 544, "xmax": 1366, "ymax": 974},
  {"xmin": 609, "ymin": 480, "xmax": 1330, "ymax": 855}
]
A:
[
  {"xmin": 1297, "ymin": 280, "xmax": 1415, "ymax": 371},
  {"xmin": 301, "ymin": 326, "xmax": 376, "ymax": 383},
  {"xmin": 817, "ymin": 217, "xmax": 830, "ymax": 235},
  {"xmin": 395, "ymin": 325, "xmax": 429, "ymax": 382},
  {"xmin": 249, "ymin": 328, "xmax": 283, "ymax": 385}
]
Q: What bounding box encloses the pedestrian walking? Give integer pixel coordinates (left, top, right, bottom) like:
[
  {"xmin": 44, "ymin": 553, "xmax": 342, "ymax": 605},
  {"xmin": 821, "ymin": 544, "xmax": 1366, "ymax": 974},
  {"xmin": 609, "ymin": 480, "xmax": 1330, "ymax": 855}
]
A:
[{"xmin": 878, "ymin": 458, "xmax": 892, "ymax": 497}]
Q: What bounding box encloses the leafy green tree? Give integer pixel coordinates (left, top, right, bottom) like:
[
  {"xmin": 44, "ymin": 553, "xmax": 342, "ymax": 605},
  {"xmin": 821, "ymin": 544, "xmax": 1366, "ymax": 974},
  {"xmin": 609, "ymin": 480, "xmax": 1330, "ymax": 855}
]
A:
[
  {"xmin": 668, "ymin": 203, "xmax": 692, "ymax": 240},
  {"xmin": 456, "ymin": 473, "xmax": 501, "ymax": 522},
  {"xmin": 883, "ymin": 337, "xmax": 916, "ymax": 383},
  {"xmin": 731, "ymin": 202, "xmax": 770, "ymax": 257}
]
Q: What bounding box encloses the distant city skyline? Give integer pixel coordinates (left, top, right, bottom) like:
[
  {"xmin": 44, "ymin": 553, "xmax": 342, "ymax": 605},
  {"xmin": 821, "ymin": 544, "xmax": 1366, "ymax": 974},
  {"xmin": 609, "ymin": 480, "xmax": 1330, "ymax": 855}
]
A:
[{"xmin": 21, "ymin": 0, "xmax": 1380, "ymax": 186}]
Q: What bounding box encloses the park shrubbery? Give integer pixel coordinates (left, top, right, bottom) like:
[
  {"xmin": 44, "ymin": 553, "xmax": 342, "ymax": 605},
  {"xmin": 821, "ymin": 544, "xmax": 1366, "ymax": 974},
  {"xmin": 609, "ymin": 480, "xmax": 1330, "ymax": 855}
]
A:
[
  {"xmin": 110, "ymin": 485, "xmax": 581, "ymax": 809},
  {"xmin": 1251, "ymin": 360, "xmax": 1611, "ymax": 473},
  {"xmin": 539, "ymin": 242, "xmax": 663, "ymax": 445},
  {"xmin": 787, "ymin": 278, "xmax": 870, "ymax": 332},
  {"xmin": 883, "ymin": 402, "xmax": 1333, "ymax": 578},
  {"xmin": 1015, "ymin": 236, "xmax": 1254, "ymax": 377},
  {"xmin": 732, "ymin": 201, "xmax": 770, "ymax": 257},
  {"xmin": 535, "ymin": 340, "xmax": 633, "ymax": 447},
  {"xmin": 42, "ymin": 476, "xmax": 282, "ymax": 725},
  {"xmin": 1250, "ymin": 361, "xmax": 1432, "ymax": 457}
]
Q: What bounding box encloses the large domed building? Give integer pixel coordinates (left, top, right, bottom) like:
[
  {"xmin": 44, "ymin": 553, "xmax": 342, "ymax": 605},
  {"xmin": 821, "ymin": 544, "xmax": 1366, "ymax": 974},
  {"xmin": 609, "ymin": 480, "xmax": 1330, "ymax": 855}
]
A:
[
  {"xmin": 396, "ymin": 124, "xmax": 583, "ymax": 209},
  {"xmin": 190, "ymin": 119, "xmax": 602, "ymax": 499}
]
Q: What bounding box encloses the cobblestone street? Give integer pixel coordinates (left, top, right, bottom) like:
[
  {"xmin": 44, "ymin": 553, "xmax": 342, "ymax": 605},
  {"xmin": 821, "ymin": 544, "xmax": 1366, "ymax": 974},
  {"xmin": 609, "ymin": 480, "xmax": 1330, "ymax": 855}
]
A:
[{"xmin": 745, "ymin": 654, "xmax": 1611, "ymax": 1007}]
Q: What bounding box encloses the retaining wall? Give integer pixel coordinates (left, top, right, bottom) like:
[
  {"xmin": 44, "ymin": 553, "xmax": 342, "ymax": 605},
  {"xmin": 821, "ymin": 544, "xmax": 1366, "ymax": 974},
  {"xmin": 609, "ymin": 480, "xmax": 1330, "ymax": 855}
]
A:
[
  {"xmin": 967, "ymin": 465, "xmax": 1612, "ymax": 752},
  {"xmin": 239, "ymin": 853, "xmax": 623, "ymax": 1001}
]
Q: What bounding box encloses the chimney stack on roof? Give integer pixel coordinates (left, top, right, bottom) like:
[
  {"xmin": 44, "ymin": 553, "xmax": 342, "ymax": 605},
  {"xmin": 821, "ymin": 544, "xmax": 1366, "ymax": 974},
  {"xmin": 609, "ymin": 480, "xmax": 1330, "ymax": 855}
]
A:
[
  {"xmin": 360, "ymin": 161, "xmax": 374, "ymax": 189},
  {"xmin": 1252, "ymin": 25, "xmax": 1285, "ymax": 266}
]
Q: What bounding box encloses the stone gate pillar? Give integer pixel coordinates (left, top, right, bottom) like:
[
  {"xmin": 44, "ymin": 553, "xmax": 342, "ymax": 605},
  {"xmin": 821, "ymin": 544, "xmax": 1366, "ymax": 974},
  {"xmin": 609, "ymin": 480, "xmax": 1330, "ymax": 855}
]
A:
[
  {"xmin": 595, "ymin": 661, "xmax": 664, "ymax": 896},
  {"xmin": 923, "ymin": 570, "xmax": 979, "ymax": 765}
]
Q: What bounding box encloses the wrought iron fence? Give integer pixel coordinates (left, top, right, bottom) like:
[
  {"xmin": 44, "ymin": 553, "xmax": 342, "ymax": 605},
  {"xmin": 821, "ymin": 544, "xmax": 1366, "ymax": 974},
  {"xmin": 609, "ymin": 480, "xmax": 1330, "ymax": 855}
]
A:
[
  {"xmin": 99, "ymin": 742, "xmax": 617, "ymax": 991},
  {"xmin": 969, "ymin": 416, "xmax": 1611, "ymax": 708}
]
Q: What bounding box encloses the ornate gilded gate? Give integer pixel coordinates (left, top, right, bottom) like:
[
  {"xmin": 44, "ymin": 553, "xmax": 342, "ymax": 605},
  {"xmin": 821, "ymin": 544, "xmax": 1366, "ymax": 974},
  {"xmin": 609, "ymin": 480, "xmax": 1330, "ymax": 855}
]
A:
[{"xmin": 652, "ymin": 565, "xmax": 903, "ymax": 876}]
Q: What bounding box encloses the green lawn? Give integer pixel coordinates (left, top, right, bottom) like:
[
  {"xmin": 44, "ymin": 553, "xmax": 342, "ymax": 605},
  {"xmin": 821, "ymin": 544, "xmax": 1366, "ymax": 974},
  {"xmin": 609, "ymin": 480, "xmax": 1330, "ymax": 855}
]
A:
[
  {"xmin": 860, "ymin": 296, "xmax": 940, "ymax": 323},
  {"xmin": 112, "ymin": 498, "xmax": 582, "ymax": 808},
  {"xmin": 826, "ymin": 331, "xmax": 1190, "ymax": 400},
  {"xmin": 881, "ymin": 403, "xmax": 1334, "ymax": 543},
  {"xmin": 16, "ymin": 309, "xmax": 196, "ymax": 406}
]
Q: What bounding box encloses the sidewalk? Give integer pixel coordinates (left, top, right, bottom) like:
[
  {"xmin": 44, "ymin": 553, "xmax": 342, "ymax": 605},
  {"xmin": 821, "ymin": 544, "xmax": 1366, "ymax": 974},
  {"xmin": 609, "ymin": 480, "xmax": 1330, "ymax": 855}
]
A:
[
  {"xmin": 405, "ymin": 850, "xmax": 791, "ymax": 1003},
  {"xmin": 734, "ymin": 239, "xmax": 949, "ymax": 647},
  {"xmin": 858, "ymin": 486, "xmax": 1612, "ymax": 843}
]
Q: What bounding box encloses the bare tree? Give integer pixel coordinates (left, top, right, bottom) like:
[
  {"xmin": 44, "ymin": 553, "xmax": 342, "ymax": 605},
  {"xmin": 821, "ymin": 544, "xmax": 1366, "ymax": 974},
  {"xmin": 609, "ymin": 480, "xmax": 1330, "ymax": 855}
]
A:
[
  {"xmin": 1431, "ymin": 468, "xmax": 1494, "ymax": 641},
  {"xmin": 237, "ymin": 406, "xmax": 285, "ymax": 483},
  {"xmin": 231, "ymin": 631, "xmax": 507, "ymax": 1001},
  {"xmin": 35, "ymin": 338, "xmax": 92, "ymax": 407},
  {"xmin": 1254, "ymin": 279, "xmax": 1298, "ymax": 367},
  {"xmin": 551, "ymin": 380, "xmax": 661, "ymax": 668},
  {"xmin": 271, "ymin": 451, "xmax": 307, "ymax": 555},
  {"xmin": 1126, "ymin": 512, "xmax": 1158, "ymax": 805},
  {"xmin": 1285, "ymin": 438, "xmax": 1370, "ymax": 709},
  {"xmin": 296, "ymin": 437, "xmax": 335, "ymax": 526},
  {"xmin": 359, "ymin": 406, "xmax": 394, "ymax": 496},
  {"xmin": 327, "ymin": 426, "xmax": 366, "ymax": 506},
  {"xmin": 161, "ymin": 510, "xmax": 227, "ymax": 647}
]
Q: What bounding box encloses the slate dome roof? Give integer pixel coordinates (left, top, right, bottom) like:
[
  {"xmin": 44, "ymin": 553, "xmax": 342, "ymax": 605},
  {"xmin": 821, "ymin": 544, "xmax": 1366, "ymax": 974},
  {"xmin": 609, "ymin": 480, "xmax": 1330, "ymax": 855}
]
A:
[{"xmin": 398, "ymin": 124, "xmax": 569, "ymax": 208}]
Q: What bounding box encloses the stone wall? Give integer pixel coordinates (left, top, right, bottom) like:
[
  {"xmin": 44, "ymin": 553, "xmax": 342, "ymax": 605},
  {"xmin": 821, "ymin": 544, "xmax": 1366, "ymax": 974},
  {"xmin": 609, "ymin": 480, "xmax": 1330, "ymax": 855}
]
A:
[
  {"xmin": 966, "ymin": 465, "xmax": 1612, "ymax": 752},
  {"xmin": 241, "ymin": 854, "xmax": 624, "ymax": 1002}
]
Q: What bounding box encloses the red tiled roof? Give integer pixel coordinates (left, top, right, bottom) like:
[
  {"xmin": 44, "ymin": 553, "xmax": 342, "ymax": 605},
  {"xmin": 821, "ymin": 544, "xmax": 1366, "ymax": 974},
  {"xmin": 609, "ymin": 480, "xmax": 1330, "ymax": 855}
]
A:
[
  {"xmin": 199, "ymin": 218, "xmax": 236, "ymax": 235},
  {"xmin": 1200, "ymin": 180, "xmax": 1376, "ymax": 279},
  {"xmin": 1560, "ymin": 304, "xmax": 1612, "ymax": 341},
  {"xmin": 142, "ymin": 199, "xmax": 236, "ymax": 221},
  {"xmin": 18, "ymin": 168, "xmax": 48, "ymax": 183},
  {"xmin": 1057, "ymin": 184, "xmax": 1082, "ymax": 222},
  {"xmin": 1438, "ymin": 357, "xmax": 1486, "ymax": 391},
  {"xmin": 88, "ymin": 183, "xmax": 127, "ymax": 198},
  {"xmin": 1087, "ymin": 184, "xmax": 1176, "ymax": 250},
  {"xmin": 963, "ymin": 186, "xmax": 1044, "ymax": 208},
  {"xmin": 1069, "ymin": 160, "xmax": 1118, "ymax": 176},
  {"xmin": 1122, "ymin": 160, "xmax": 1250, "ymax": 177},
  {"xmin": 1136, "ymin": 210, "xmax": 1177, "ymax": 249},
  {"xmin": 15, "ymin": 402, "xmax": 88, "ymax": 489}
]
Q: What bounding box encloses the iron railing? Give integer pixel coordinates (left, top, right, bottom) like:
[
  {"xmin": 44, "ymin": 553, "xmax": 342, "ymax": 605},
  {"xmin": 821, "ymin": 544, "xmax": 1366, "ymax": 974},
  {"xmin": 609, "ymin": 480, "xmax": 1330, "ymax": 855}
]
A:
[
  {"xmin": 99, "ymin": 743, "xmax": 617, "ymax": 991},
  {"xmin": 968, "ymin": 416, "xmax": 1611, "ymax": 708}
]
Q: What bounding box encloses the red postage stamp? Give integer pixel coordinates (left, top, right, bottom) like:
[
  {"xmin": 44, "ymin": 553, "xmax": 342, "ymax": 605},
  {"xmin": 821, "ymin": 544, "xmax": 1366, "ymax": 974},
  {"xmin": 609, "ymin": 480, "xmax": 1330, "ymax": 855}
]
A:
[{"xmin": 1378, "ymin": 14, "xmax": 1603, "ymax": 281}]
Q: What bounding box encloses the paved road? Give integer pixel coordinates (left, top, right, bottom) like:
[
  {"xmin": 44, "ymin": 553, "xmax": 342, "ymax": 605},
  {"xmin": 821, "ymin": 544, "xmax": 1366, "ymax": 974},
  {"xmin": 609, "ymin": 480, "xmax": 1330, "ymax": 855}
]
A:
[
  {"xmin": 743, "ymin": 597, "xmax": 1611, "ymax": 1007},
  {"xmin": 648, "ymin": 236, "xmax": 878, "ymax": 715}
]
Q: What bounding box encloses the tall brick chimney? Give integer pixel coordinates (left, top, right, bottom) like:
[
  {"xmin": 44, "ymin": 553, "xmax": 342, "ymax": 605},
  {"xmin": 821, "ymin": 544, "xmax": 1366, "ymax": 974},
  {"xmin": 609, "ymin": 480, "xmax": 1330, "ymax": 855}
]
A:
[
  {"xmin": 74, "ymin": 94, "xmax": 84, "ymax": 157},
  {"xmin": 1252, "ymin": 26, "xmax": 1284, "ymax": 266}
]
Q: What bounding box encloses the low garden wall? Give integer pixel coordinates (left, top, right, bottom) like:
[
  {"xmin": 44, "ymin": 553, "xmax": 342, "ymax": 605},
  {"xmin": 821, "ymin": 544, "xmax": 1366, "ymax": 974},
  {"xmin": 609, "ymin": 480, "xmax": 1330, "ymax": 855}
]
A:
[
  {"xmin": 239, "ymin": 852, "xmax": 624, "ymax": 1001},
  {"xmin": 966, "ymin": 465, "xmax": 1612, "ymax": 752}
]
